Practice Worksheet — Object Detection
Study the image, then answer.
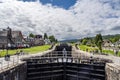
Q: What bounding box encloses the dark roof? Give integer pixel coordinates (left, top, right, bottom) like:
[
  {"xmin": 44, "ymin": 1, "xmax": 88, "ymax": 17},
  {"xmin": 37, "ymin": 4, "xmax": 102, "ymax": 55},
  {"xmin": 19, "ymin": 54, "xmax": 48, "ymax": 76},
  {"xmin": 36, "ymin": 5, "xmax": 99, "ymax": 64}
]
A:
[
  {"xmin": 35, "ymin": 35, "xmax": 42, "ymax": 38},
  {"xmin": 0, "ymin": 36, "xmax": 7, "ymax": 42},
  {"xmin": 0, "ymin": 36, "xmax": 8, "ymax": 43},
  {"xmin": 0, "ymin": 36, "xmax": 7, "ymax": 39},
  {"xmin": 0, "ymin": 30, "xmax": 24, "ymax": 44},
  {"xmin": 0, "ymin": 31, "xmax": 7, "ymax": 36},
  {"xmin": 0, "ymin": 30, "xmax": 23, "ymax": 38},
  {"xmin": 12, "ymin": 31, "xmax": 23, "ymax": 38}
]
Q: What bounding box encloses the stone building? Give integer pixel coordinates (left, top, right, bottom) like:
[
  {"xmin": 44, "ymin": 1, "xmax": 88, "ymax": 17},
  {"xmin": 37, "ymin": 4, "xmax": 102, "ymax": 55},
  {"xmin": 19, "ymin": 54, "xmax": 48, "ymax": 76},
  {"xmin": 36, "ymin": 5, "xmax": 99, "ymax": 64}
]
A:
[
  {"xmin": 114, "ymin": 39, "xmax": 120, "ymax": 47},
  {"xmin": 0, "ymin": 27, "xmax": 25, "ymax": 49},
  {"xmin": 44, "ymin": 39, "xmax": 51, "ymax": 45},
  {"xmin": 102, "ymin": 40, "xmax": 113, "ymax": 47},
  {"xmin": 25, "ymin": 35, "xmax": 45, "ymax": 46}
]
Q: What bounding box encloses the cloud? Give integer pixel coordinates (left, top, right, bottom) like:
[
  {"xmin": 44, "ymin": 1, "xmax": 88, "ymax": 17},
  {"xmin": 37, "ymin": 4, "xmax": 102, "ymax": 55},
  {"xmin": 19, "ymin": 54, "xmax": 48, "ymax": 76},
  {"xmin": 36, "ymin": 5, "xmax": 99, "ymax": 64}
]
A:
[
  {"xmin": 0, "ymin": 0, "xmax": 120, "ymax": 40},
  {"xmin": 111, "ymin": 26, "xmax": 120, "ymax": 30}
]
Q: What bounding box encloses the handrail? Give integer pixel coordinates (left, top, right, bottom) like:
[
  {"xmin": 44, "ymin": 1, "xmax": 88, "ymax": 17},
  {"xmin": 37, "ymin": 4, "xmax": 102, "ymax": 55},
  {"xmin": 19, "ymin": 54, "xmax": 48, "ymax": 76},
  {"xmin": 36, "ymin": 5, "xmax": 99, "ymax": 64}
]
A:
[{"xmin": 0, "ymin": 55, "xmax": 25, "ymax": 73}]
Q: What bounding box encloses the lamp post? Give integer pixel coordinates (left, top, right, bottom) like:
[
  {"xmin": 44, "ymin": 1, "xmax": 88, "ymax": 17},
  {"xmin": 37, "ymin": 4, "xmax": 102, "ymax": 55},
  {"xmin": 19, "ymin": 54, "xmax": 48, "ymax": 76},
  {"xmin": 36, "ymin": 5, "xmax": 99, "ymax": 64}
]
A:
[
  {"xmin": 6, "ymin": 27, "xmax": 10, "ymax": 55},
  {"xmin": 6, "ymin": 29, "xmax": 8, "ymax": 55},
  {"xmin": 5, "ymin": 27, "xmax": 11, "ymax": 61}
]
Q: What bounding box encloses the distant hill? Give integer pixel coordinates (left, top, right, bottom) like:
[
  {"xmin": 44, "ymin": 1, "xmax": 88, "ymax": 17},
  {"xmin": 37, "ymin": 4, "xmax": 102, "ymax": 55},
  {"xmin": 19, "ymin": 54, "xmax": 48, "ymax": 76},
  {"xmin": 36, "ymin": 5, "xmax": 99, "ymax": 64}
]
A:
[
  {"xmin": 101, "ymin": 34, "xmax": 120, "ymax": 43},
  {"xmin": 59, "ymin": 34, "xmax": 120, "ymax": 43},
  {"xmin": 81, "ymin": 34, "xmax": 120, "ymax": 43},
  {"xmin": 83, "ymin": 34, "xmax": 120, "ymax": 39},
  {"xmin": 102, "ymin": 34, "xmax": 120, "ymax": 39},
  {"xmin": 59, "ymin": 39, "xmax": 79, "ymax": 43}
]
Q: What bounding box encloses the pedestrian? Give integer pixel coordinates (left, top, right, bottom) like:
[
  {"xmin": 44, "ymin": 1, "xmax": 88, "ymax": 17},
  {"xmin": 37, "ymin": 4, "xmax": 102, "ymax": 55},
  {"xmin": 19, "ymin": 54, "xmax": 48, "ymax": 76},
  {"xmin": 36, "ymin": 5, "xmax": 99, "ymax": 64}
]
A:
[
  {"xmin": 20, "ymin": 50, "xmax": 24, "ymax": 55},
  {"xmin": 114, "ymin": 50, "xmax": 118, "ymax": 56},
  {"xmin": 2, "ymin": 45, "xmax": 5, "ymax": 51},
  {"xmin": 15, "ymin": 51, "xmax": 19, "ymax": 55}
]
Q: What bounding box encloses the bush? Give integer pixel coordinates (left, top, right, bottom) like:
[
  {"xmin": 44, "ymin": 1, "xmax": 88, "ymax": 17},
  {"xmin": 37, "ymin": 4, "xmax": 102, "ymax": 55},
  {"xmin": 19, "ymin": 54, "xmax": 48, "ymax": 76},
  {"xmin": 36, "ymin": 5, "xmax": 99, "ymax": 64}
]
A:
[
  {"xmin": 93, "ymin": 49, "xmax": 98, "ymax": 53},
  {"xmin": 86, "ymin": 44, "xmax": 91, "ymax": 47}
]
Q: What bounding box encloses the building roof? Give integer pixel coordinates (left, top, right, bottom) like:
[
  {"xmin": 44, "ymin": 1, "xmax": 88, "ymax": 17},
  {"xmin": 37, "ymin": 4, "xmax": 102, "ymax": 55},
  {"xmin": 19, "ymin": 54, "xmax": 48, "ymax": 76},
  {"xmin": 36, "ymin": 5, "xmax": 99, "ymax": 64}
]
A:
[
  {"xmin": 0, "ymin": 30, "xmax": 24, "ymax": 44},
  {"xmin": 0, "ymin": 30, "xmax": 23, "ymax": 38},
  {"xmin": 12, "ymin": 31, "xmax": 23, "ymax": 38},
  {"xmin": 0, "ymin": 31, "xmax": 7, "ymax": 36},
  {"xmin": 35, "ymin": 35, "xmax": 42, "ymax": 38},
  {"xmin": 0, "ymin": 36, "xmax": 7, "ymax": 43}
]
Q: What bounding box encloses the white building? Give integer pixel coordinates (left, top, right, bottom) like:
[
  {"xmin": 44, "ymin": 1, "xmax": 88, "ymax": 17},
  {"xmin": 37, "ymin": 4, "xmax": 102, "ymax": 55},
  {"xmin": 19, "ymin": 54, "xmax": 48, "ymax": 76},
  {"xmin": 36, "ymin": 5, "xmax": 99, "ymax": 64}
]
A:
[{"xmin": 44, "ymin": 39, "xmax": 51, "ymax": 45}]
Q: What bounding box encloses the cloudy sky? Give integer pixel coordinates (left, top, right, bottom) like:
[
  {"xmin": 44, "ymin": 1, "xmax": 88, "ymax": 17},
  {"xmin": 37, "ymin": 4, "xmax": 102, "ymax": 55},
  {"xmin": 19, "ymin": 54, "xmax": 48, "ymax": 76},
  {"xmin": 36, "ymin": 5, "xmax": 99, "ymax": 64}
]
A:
[{"xmin": 0, "ymin": 0, "xmax": 120, "ymax": 40}]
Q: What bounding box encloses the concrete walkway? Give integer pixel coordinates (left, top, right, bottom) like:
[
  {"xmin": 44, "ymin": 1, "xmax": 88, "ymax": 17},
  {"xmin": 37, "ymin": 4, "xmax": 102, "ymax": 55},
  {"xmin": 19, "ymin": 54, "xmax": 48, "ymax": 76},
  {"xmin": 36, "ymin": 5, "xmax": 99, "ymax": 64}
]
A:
[
  {"xmin": 0, "ymin": 45, "xmax": 57, "ymax": 73},
  {"xmin": 74, "ymin": 46, "xmax": 120, "ymax": 66},
  {"xmin": 0, "ymin": 49, "xmax": 53, "ymax": 73}
]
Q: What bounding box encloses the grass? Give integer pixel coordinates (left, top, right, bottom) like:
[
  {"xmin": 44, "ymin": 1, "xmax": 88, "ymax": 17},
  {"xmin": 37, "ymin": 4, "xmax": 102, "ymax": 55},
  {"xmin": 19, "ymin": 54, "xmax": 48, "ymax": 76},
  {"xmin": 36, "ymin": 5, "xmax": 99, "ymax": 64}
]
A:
[
  {"xmin": 118, "ymin": 52, "xmax": 120, "ymax": 57},
  {"xmin": 102, "ymin": 50, "xmax": 120, "ymax": 57},
  {"xmin": 102, "ymin": 50, "xmax": 114, "ymax": 55},
  {"xmin": 79, "ymin": 45, "xmax": 120, "ymax": 56},
  {"xmin": 79, "ymin": 45, "xmax": 98, "ymax": 52},
  {"xmin": 0, "ymin": 45, "xmax": 51, "ymax": 57}
]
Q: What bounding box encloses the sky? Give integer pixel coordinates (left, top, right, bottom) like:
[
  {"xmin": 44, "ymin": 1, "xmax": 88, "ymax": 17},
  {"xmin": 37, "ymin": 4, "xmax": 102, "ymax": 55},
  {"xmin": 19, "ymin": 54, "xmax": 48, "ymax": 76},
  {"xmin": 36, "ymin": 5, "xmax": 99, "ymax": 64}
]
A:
[
  {"xmin": 0, "ymin": 0, "xmax": 120, "ymax": 40},
  {"xmin": 22, "ymin": 0, "xmax": 77, "ymax": 9}
]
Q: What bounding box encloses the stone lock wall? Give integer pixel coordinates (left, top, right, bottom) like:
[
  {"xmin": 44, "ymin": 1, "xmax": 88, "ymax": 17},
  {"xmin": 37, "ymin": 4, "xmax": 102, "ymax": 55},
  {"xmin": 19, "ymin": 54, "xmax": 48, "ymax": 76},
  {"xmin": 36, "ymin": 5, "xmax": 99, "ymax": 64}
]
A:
[
  {"xmin": 0, "ymin": 63, "xmax": 27, "ymax": 80},
  {"xmin": 106, "ymin": 63, "xmax": 120, "ymax": 80}
]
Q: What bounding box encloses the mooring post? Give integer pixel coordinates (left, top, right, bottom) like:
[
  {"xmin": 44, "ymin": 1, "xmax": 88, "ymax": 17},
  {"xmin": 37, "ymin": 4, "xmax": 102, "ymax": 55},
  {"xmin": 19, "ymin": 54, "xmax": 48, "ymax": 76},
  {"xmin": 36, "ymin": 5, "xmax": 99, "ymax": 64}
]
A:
[{"xmin": 13, "ymin": 57, "xmax": 14, "ymax": 66}]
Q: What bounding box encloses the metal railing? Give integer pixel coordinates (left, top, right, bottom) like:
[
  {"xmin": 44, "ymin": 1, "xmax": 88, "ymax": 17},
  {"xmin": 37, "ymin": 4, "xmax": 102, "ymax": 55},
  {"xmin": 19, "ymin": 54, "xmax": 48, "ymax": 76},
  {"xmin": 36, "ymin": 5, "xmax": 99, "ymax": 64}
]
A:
[
  {"xmin": 0, "ymin": 50, "xmax": 113, "ymax": 72},
  {"xmin": 26, "ymin": 51, "xmax": 112, "ymax": 64},
  {"xmin": 0, "ymin": 54, "xmax": 26, "ymax": 72}
]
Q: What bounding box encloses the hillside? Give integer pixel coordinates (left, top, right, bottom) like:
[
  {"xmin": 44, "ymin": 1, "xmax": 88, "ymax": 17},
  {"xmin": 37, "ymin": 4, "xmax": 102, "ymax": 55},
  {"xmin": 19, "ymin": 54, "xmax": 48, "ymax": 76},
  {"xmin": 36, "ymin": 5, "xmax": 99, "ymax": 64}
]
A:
[
  {"xmin": 59, "ymin": 39, "xmax": 79, "ymax": 43},
  {"xmin": 102, "ymin": 34, "xmax": 120, "ymax": 39},
  {"xmin": 60, "ymin": 34, "xmax": 120, "ymax": 43},
  {"xmin": 102, "ymin": 34, "xmax": 120, "ymax": 43}
]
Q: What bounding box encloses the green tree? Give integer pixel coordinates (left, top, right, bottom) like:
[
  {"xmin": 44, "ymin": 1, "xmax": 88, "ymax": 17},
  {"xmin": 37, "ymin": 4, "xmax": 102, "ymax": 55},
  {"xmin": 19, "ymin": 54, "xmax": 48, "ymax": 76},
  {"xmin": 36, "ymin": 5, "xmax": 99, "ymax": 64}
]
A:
[
  {"xmin": 109, "ymin": 37, "xmax": 119, "ymax": 43},
  {"xmin": 95, "ymin": 34, "xmax": 103, "ymax": 53},
  {"xmin": 55, "ymin": 39, "xmax": 58, "ymax": 43},
  {"xmin": 44, "ymin": 33, "xmax": 48, "ymax": 39},
  {"xmin": 49, "ymin": 35, "xmax": 56, "ymax": 43},
  {"xmin": 29, "ymin": 33, "xmax": 34, "ymax": 38},
  {"xmin": 82, "ymin": 39, "xmax": 88, "ymax": 45}
]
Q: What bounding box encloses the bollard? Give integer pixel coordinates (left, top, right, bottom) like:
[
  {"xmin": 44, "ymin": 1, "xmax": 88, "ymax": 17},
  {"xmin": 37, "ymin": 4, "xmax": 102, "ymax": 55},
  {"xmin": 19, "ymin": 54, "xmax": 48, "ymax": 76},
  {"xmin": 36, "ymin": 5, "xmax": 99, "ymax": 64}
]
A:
[
  {"xmin": 13, "ymin": 57, "xmax": 14, "ymax": 66},
  {"xmin": 0, "ymin": 61, "xmax": 2, "ymax": 70},
  {"xmin": 5, "ymin": 55, "xmax": 10, "ymax": 61},
  {"xmin": 7, "ymin": 61, "xmax": 9, "ymax": 69}
]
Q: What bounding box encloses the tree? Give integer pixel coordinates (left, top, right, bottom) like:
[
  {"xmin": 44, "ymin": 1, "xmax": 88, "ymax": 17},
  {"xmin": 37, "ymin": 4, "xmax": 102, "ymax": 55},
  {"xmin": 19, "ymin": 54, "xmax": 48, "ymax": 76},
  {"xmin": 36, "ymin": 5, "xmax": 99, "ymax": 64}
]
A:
[
  {"xmin": 109, "ymin": 37, "xmax": 119, "ymax": 43},
  {"xmin": 49, "ymin": 35, "xmax": 56, "ymax": 43},
  {"xmin": 44, "ymin": 33, "xmax": 48, "ymax": 39},
  {"xmin": 55, "ymin": 39, "xmax": 58, "ymax": 43},
  {"xmin": 82, "ymin": 39, "xmax": 87, "ymax": 45},
  {"xmin": 95, "ymin": 34, "xmax": 103, "ymax": 53},
  {"xmin": 29, "ymin": 33, "xmax": 34, "ymax": 38}
]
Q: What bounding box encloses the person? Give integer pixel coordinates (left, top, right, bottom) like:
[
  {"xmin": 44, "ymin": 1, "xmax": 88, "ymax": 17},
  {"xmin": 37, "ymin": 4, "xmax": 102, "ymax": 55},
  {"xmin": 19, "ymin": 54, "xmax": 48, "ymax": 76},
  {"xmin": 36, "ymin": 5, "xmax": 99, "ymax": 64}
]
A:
[
  {"xmin": 2, "ymin": 45, "xmax": 5, "ymax": 51},
  {"xmin": 86, "ymin": 48, "xmax": 88, "ymax": 52},
  {"xmin": 114, "ymin": 49, "xmax": 118, "ymax": 56},
  {"xmin": 15, "ymin": 51, "xmax": 19, "ymax": 55},
  {"xmin": 20, "ymin": 50, "xmax": 24, "ymax": 55},
  {"xmin": 115, "ymin": 50, "xmax": 118, "ymax": 56},
  {"xmin": 62, "ymin": 48, "xmax": 67, "ymax": 58},
  {"xmin": 75, "ymin": 44, "xmax": 78, "ymax": 49},
  {"xmin": 5, "ymin": 54, "xmax": 10, "ymax": 61}
]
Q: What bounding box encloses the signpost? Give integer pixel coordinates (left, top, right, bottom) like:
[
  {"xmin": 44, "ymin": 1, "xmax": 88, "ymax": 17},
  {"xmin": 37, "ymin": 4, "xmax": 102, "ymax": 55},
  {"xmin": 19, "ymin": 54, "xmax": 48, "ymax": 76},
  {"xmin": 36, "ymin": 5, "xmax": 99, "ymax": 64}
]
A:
[{"xmin": 5, "ymin": 27, "xmax": 11, "ymax": 61}]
